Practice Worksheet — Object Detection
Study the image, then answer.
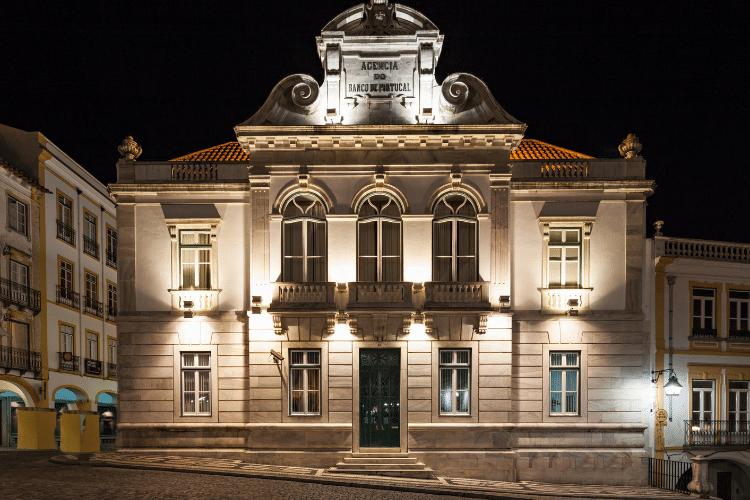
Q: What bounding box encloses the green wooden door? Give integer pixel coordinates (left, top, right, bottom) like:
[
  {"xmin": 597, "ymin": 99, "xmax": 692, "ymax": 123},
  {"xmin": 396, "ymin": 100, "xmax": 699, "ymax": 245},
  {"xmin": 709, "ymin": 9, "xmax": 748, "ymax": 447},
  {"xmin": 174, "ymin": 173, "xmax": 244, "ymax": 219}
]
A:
[{"xmin": 359, "ymin": 349, "xmax": 400, "ymax": 448}]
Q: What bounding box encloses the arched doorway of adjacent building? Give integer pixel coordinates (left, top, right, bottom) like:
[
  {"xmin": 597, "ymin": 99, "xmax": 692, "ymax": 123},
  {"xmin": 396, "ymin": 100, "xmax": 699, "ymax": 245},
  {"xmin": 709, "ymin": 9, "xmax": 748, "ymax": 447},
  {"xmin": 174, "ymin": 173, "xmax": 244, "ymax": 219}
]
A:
[
  {"xmin": 0, "ymin": 391, "xmax": 25, "ymax": 448},
  {"xmin": 53, "ymin": 387, "xmax": 88, "ymax": 448},
  {"xmin": 96, "ymin": 391, "xmax": 117, "ymax": 450},
  {"xmin": 709, "ymin": 459, "xmax": 750, "ymax": 500}
]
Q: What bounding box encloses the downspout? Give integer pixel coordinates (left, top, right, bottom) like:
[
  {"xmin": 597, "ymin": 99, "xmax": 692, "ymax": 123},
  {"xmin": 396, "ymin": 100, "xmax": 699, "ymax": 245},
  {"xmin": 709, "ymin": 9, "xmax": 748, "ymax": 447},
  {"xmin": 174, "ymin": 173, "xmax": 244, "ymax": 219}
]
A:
[{"xmin": 667, "ymin": 275, "xmax": 675, "ymax": 420}]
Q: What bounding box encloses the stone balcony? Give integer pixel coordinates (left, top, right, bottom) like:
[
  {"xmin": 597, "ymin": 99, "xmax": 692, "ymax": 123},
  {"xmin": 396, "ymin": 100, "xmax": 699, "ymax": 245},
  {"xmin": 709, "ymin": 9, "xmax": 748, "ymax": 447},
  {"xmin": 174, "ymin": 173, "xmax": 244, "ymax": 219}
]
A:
[
  {"xmin": 656, "ymin": 236, "xmax": 750, "ymax": 263},
  {"xmin": 169, "ymin": 289, "xmax": 221, "ymax": 312},
  {"xmin": 269, "ymin": 282, "xmax": 336, "ymax": 312},
  {"xmin": 348, "ymin": 282, "xmax": 414, "ymax": 311},
  {"xmin": 540, "ymin": 288, "xmax": 592, "ymax": 314},
  {"xmin": 423, "ymin": 282, "xmax": 491, "ymax": 311}
]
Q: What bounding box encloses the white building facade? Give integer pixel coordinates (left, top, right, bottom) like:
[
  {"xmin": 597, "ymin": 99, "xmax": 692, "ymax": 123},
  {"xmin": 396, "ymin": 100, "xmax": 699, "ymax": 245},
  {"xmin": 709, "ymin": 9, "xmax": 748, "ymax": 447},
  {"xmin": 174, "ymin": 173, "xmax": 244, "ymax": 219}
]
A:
[
  {"xmin": 650, "ymin": 233, "xmax": 750, "ymax": 497},
  {"xmin": 112, "ymin": 1, "xmax": 655, "ymax": 485},
  {"xmin": 0, "ymin": 124, "xmax": 118, "ymax": 447}
]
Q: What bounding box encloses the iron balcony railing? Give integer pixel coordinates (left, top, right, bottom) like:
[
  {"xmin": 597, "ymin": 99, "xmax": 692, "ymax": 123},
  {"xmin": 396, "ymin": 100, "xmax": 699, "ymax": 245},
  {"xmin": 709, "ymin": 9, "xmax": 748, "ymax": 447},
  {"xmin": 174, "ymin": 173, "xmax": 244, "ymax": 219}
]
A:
[
  {"xmin": 107, "ymin": 362, "xmax": 117, "ymax": 379},
  {"xmin": 691, "ymin": 328, "xmax": 717, "ymax": 338},
  {"xmin": 106, "ymin": 250, "xmax": 117, "ymax": 269},
  {"xmin": 0, "ymin": 346, "xmax": 42, "ymax": 373},
  {"xmin": 0, "ymin": 277, "xmax": 41, "ymax": 312},
  {"xmin": 83, "ymin": 296, "xmax": 104, "ymax": 318},
  {"xmin": 58, "ymin": 351, "xmax": 79, "ymax": 372},
  {"xmin": 85, "ymin": 358, "xmax": 103, "ymax": 376},
  {"xmin": 729, "ymin": 329, "xmax": 750, "ymax": 340},
  {"xmin": 685, "ymin": 420, "xmax": 750, "ymax": 447},
  {"xmin": 56, "ymin": 286, "xmax": 80, "ymax": 309},
  {"xmin": 648, "ymin": 458, "xmax": 691, "ymax": 493},
  {"xmin": 56, "ymin": 220, "xmax": 75, "ymax": 246},
  {"xmin": 106, "ymin": 305, "xmax": 117, "ymax": 322},
  {"xmin": 83, "ymin": 236, "xmax": 99, "ymax": 259}
]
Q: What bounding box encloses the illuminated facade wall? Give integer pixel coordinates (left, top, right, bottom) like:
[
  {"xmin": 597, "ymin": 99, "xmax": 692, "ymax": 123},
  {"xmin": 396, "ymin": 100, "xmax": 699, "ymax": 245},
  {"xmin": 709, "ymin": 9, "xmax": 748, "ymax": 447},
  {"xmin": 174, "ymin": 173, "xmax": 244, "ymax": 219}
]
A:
[{"xmin": 111, "ymin": 1, "xmax": 655, "ymax": 485}]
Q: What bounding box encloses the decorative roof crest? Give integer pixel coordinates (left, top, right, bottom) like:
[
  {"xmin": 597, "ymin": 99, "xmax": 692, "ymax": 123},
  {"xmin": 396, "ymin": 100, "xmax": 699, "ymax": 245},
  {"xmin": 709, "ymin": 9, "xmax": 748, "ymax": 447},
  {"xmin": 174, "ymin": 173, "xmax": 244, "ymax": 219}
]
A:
[
  {"xmin": 119, "ymin": 136, "xmax": 142, "ymax": 161},
  {"xmin": 619, "ymin": 133, "xmax": 642, "ymax": 158}
]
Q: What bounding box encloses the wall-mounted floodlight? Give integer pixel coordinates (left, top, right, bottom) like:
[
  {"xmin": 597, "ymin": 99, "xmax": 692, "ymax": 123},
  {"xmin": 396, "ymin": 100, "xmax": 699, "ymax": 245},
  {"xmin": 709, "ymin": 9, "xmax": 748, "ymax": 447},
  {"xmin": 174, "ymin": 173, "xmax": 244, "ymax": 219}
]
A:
[
  {"xmin": 270, "ymin": 349, "xmax": 284, "ymax": 362},
  {"xmin": 410, "ymin": 312, "xmax": 426, "ymax": 336},
  {"xmin": 251, "ymin": 296, "xmax": 262, "ymax": 315},
  {"xmin": 183, "ymin": 300, "xmax": 195, "ymax": 318},
  {"xmin": 567, "ymin": 298, "xmax": 579, "ymax": 316},
  {"xmin": 334, "ymin": 310, "xmax": 350, "ymax": 336}
]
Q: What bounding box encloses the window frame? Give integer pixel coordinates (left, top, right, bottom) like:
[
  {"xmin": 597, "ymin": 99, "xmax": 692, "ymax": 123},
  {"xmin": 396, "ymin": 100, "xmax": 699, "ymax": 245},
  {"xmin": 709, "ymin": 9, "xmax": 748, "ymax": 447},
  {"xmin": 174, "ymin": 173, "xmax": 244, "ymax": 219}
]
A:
[
  {"xmin": 542, "ymin": 344, "xmax": 588, "ymax": 422},
  {"xmin": 108, "ymin": 337, "xmax": 117, "ymax": 365},
  {"xmin": 281, "ymin": 194, "xmax": 327, "ymax": 283},
  {"xmin": 56, "ymin": 191, "xmax": 75, "ymax": 246},
  {"xmin": 86, "ymin": 330, "xmax": 99, "ymax": 361},
  {"xmin": 82, "ymin": 209, "xmax": 99, "ymax": 260},
  {"xmin": 548, "ymin": 351, "xmax": 580, "ymax": 416},
  {"xmin": 288, "ymin": 349, "xmax": 322, "ymax": 416},
  {"xmin": 690, "ymin": 379, "xmax": 715, "ymax": 422},
  {"xmin": 59, "ymin": 322, "xmax": 75, "ymax": 355},
  {"xmin": 172, "ymin": 345, "xmax": 218, "ymax": 423},
  {"xmin": 728, "ymin": 288, "xmax": 750, "ymax": 334},
  {"xmin": 728, "ymin": 380, "xmax": 750, "ymax": 428},
  {"xmin": 438, "ymin": 348, "xmax": 472, "ymax": 416},
  {"xmin": 547, "ymin": 228, "xmax": 582, "ymax": 289},
  {"xmin": 689, "ymin": 282, "xmax": 721, "ymax": 339},
  {"xmin": 180, "ymin": 352, "xmax": 212, "ymax": 417},
  {"xmin": 7, "ymin": 195, "xmax": 28, "ymax": 236},
  {"xmin": 356, "ymin": 193, "xmax": 403, "ymax": 282},
  {"xmin": 106, "ymin": 280, "xmax": 117, "ymax": 322},
  {"xmin": 431, "ymin": 193, "xmax": 478, "ymax": 282},
  {"xmin": 106, "ymin": 225, "xmax": 117, "ymax": 269}
]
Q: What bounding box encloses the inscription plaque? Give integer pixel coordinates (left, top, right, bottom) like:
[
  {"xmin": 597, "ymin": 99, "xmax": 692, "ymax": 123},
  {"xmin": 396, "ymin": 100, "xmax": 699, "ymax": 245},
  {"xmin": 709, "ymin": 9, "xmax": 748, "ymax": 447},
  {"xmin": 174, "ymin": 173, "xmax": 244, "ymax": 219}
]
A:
[{"xmin": 344, "ymin": 56, "xmax": 416, "ymax": 98}]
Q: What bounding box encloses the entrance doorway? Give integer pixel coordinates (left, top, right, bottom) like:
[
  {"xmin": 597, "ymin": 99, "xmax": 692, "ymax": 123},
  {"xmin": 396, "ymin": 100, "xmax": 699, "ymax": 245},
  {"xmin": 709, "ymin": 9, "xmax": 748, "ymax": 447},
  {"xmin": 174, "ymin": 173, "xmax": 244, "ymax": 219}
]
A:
[
  {"xmin": 0, "ymin": 391, "xmax": 25, "ymax": 447},
  {"xmin": 359, "ymin": 349, "xmax": 400, "ymax": 448}
]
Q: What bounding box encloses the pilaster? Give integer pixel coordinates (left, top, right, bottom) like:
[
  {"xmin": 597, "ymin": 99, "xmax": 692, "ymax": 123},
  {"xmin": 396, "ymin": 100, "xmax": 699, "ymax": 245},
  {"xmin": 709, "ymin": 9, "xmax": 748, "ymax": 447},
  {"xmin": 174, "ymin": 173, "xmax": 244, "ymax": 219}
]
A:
[
  {"xmin": 490, "ymin": 172, "xmax": 511, "ymax": 306},
  {"xmin": 250, "ymin": 174, "xmax": 271, "ymax": 303}
]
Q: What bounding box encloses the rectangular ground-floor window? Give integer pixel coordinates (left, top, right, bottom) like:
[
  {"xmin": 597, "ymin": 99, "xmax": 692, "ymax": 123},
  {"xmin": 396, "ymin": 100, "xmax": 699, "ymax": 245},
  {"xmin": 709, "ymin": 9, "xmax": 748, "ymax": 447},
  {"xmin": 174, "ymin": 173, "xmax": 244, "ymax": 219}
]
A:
[
  {"xmin": 550, "ymin": 352, "xmax": 580, "ymax": 415},
  {"xmin": 290, "ymin": 349, "xmax": 320, "ymax": 415},
  {"xmin": 439, "ymin": 349, "xmax": 471, "ymax": 415},
  {"xmin": 181, "ymin": 352, "xmax": 211, "ymax": 416}
]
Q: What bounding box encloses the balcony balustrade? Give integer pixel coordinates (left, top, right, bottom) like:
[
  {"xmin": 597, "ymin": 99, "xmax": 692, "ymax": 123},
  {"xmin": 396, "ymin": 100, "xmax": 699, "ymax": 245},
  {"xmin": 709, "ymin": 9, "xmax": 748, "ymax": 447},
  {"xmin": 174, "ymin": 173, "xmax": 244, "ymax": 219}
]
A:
[
  {"xmin": 57, "ymin": 220, "xmax": 75, "ymax": 246},
  {"xmin": 58, "ymin": 351, "xmax": 79, "ymax": 372},
  {"xmin": 106, "ymin": 250, "xmax": 117, "ymax": 269},
  {"xmin": 83, "ymin": 296, "xmax": 104, "ymax": 318},
  {"xmin": 83, "ymin": 236, "xmax": 100, "ymax": 259},
  {"xmin": 729, "ymin": 329, "xmax": 750, "ymax": 340},
  {"xmin": 348, "ymin": 282, "xmax": 413, "ymax": 310},
  {"xmin": 691, "ymin": 328, "xmax": 718, "ymax": 338},
  {"xmin": 270, "ymin": 282, "xmax": 336, "ymax": 311},
  {"xmin": 0, "ymin": 346, "xmax": 41, "ymax": 374},
  {"xmin": 0, "ymin": 277, "xmax": 41, "ymax": 312},
  {"xmin": 685, "ymin": 420, "xmax": 750, "ymax": 448},
  {"xmin": 56, "ymin": 286, "xmax": 80, "ymax": 309},
  {"xmin": 85, "ymin": 358, "xmax": 103, "ymax": 376},
  {"xmin": 423, "ymin": 282, "xmax": 491, "ymax": 311},
  {"xmin": 107, "ymin": 362, "xmax": 117, "ymax": 379}
]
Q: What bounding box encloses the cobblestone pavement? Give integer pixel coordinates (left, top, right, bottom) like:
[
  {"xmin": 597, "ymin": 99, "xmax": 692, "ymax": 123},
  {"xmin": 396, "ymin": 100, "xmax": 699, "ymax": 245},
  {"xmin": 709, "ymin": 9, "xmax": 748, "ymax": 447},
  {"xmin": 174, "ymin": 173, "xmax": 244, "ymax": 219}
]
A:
[{"xmin": 0, "ymin": 450, "xmax": 690, "ymax": 500}]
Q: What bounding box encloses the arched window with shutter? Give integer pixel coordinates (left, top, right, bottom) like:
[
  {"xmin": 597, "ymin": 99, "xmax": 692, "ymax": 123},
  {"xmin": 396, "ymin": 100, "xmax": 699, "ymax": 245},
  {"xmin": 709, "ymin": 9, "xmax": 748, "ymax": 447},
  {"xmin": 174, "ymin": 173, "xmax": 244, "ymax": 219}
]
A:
[
  {"xmin": 282, "ymin": 194, "xmax": 327, "ymax": 282},
  {"xmin": 432, "ymin": 193, "xmax": 477, "ymax": 282},
  {"xmin": 357, "ymin": 193, "xmax": 402, "ymax": 282}
]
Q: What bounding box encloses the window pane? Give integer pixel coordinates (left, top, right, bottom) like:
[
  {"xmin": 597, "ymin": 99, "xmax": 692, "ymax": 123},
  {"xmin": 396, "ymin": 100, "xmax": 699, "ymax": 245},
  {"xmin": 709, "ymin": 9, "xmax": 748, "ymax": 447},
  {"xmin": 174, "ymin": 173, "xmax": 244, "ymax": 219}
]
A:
[
  {"xmin": 285, "ymin": 258, "xmax": 303, "ymax": 283},
  {"xmin": 382, "ymin": 256, "xmax": 401, "ymax": 281},
  {"xmin": 183, "ymin": 391, "xmax": 195, "ymax": 414},
  {"xmin": 291, "ymin": 392, "xmax": 302, "ymax": 413},
  {"xmin": 434, "ymin": 258, "xmax": 452, "ymax": 282},
  {"xmin": 197, "ymin": 354, "xmax": 210, "ymax": 367},
  {"xmin": 284, "ymin": 222, "xmax": 303, "ymax": 257},
  {"xmin": 550, "ymin": 370, "xmax": 562, "ymax": 392},
  {"xmin": 440, "ymin": 368, "xmax": 452, "ymax": 391},
  {"xmin": 307, "ymin": 369, "xmax": 320, "ymax": 391},
  {"xmin": 456, "ymin": 368, "xmax": 469, "ymax": 390},
  {"xmin": 566, "ymin": 392, "xmax": 577, "ymax": 413},
  {"xmin": 291, "ymin": 370, "xmax": 303, "ymax": 391},
  {"xmin": 307, "ymin": 351, "xmax": 319, "ymax": 365},
  {"xmin": 358, "ymin": 257, "xmax": 377, "ymax": 281},
  {"xmin": 308, "ymin": 391, "xmax": 320, "ymax": 413},
  {"xmin": 433, "ymin": 221, "xmax": 451, "ymax": 257},
  {"xmin": 566, "ymin": 370, "xmax": 577, "ymax": 392},
  {"xmin": 291, "ymin": 351, "xmax": 304, "ymax": 365},
  {"xmin": 693, "ymin": 380, "xmax": 713, "ymax": 389},
  {"xmin": 457, "ymin": 390, "xmax": 469, "ymax": 413},
  {"xmin": 565, "ymin": 230, "xmax": 579, "ymax": 243},
  {"xmin": 455, "ymin": 350, "xmax": 469, "ymax": 364},
  {"xmin": 183, "ymin": 354, "xmax": 195, "ymax": 367},
  {"xmin": 382, "ymin": 221, "xmax": 401, "ymax": 257},
  {"xmin": 440, "ymin": 390, "xmax": 452, "ymax": 413},
  {"xmin": 550, "ymin": 353, "xmax": 562, "ymax": 366},
  {"xmin": 565, "ymin": 353, "xmax": 579, "ymax": 366},
  {"xmin": 457, "ymin": 221, "xmax": 475, "ymax": 257},
  {"xmin": 457, "ymin": 257, "xmax": 476, "ymax": 282},
  {"xmin": 199, "ymin": 370, "xmax": 210, "ymax": 391},
  {"xmin": 549, "ymin": 230, "xmax": 562, "ymax": 243},
  {"xmin": 440, "ymin": 350, "xmax": 453, "ymax": 364},
  {"xmin": 358, "ymin": 221, "xmax": 377, "ymax": 256}
]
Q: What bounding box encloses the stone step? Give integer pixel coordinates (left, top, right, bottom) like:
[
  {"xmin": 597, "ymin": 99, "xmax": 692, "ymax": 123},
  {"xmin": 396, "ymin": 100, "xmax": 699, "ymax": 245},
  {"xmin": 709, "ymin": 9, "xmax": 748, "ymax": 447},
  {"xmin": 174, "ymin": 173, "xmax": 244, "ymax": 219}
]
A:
[
  {"xmin": 335, "ymin": 462, "xmax": 425, "ymax": 469},
  {"xmin": 342, "ymin": 457, "xmax": 419, "ymax": 465},
  {"xmin": 327, "ymin": 467, "xmax": 435, "ymax": 479}
]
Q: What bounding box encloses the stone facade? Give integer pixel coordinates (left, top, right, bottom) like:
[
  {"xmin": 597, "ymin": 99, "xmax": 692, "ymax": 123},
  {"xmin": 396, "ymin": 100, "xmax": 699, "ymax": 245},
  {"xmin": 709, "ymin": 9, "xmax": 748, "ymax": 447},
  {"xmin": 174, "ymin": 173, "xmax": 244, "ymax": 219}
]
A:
[{"xmin": 111, "ymin": 1, "xmax": 655, "ymax": 485}]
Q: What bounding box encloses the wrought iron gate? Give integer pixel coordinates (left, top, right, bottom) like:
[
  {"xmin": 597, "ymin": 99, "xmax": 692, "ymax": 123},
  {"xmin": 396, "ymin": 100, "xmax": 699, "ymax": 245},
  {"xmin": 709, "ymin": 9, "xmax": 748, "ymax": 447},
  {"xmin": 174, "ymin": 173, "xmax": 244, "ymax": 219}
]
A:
[{"xmin": 359, "ymin": 349, "xmax": 400, "ymax": 448}]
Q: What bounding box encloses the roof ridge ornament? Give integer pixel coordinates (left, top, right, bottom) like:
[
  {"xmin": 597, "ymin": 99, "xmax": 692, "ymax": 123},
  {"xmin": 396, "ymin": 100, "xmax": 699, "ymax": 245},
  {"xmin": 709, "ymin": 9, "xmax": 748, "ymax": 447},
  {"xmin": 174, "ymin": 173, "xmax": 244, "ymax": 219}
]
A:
[
  {"xmin": 118, "ymin": 136, "xmax": 142, "ymax": 161},
  {"xmin": 619, "ymin": 133, "xmax": 642, "ymax": 158},
  {"xmin": 356, "ymin": 0, "xmax": 402, "ymax": 36}
]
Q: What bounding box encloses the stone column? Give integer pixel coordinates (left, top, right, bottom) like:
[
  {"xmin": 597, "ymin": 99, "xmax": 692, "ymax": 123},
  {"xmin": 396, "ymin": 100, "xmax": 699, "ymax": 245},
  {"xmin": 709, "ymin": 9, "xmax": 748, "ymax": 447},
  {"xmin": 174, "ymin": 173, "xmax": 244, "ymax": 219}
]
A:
[
  {"xmin": 490, "ymin": 172, "xmax": 511, "ymax": 307},
  {"xmin": 625, "ymin": 195, "xmax": 645, "ymax": 310},
  {"xmin": 687, "ymin": 455, "xmax": 712, "ymax": 498},
  {"xmin": 116, "ymin": 196, "xmax": 136, "ymax": 313}
]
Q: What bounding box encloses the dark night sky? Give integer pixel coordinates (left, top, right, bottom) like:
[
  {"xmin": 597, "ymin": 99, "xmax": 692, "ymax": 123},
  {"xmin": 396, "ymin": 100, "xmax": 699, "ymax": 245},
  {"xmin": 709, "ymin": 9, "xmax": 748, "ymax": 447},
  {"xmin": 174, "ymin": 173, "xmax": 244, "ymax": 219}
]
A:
[{"xmin": 2, "ymin": 1, "xmax": 749, "ymax": 243}]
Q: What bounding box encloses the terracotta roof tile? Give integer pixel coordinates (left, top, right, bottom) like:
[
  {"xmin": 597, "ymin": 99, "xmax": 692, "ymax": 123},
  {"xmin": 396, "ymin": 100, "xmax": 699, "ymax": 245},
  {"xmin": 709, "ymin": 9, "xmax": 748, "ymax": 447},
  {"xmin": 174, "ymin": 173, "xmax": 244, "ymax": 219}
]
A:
[
  {"xmin": 0, "ymin": 156, "xmax": 51, "ymax": 193},
  {"xmin": 510, "ymin": 139, "xmax": 594, "ymax": 160},
  {"xmin": 171, "ymin": 138, "xmax": 593, "ymax": 162}
]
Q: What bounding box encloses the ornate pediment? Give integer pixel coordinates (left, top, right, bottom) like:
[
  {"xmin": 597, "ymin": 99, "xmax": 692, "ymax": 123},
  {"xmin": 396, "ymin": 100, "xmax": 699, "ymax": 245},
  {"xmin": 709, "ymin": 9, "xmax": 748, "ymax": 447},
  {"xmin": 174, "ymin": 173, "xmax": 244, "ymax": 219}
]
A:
[{"xmin": 322, "ymin": 1, "xmax": 437, "ymax": 36}]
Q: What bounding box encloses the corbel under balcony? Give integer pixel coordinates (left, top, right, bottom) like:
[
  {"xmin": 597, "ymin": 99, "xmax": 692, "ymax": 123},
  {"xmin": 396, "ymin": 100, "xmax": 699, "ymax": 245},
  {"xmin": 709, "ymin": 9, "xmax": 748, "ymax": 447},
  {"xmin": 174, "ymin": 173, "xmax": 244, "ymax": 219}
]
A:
[{"xmin": 539, "ymin": 288, "xmax": 592, "ymax": 315}]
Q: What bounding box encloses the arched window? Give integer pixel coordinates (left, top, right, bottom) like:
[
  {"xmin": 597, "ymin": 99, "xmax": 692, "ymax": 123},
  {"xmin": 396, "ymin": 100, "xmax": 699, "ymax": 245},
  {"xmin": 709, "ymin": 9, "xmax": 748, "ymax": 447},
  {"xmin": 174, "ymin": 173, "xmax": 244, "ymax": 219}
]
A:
[
  {"xmin": 282, "ymin": 194, "xmax": 327, "ymax": 282},
  {"xmin": 357, "ymin": 193, "xmax": 402, "ymax": 282},
  {"xmin": 433, "ymin": 193, "xmax": 477, "ymax": 282}
]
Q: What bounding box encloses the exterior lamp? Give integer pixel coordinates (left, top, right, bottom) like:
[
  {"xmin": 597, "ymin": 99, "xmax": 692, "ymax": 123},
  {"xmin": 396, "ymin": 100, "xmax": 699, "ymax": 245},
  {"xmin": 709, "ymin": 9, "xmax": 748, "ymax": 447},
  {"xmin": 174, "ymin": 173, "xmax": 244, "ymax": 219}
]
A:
[
  {"xmin": 410, "ymin": 312, "xmax": 426, "ymax": 336},
  {"xmin": 566, "ymin": 298, "xmax": 579, "ymax": 316},
  {"xmin": 664, "ymin": 373, "xmax": 683, "ymax": 396},
  {"xmin": 183, "ymin": 300, "xmax": 195, "ymax": 319},
  {"xmin": 334, "ymin": 311, "xmax": 350, "ymax": 336}
]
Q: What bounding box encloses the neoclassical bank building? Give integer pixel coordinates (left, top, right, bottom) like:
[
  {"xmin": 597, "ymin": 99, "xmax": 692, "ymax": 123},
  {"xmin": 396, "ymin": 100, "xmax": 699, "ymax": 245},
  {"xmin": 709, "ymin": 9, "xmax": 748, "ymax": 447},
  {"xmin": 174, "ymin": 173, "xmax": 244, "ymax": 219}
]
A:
[{"xmin": 111, "ymin": 1, "xmax": 655, "ymax": 485}]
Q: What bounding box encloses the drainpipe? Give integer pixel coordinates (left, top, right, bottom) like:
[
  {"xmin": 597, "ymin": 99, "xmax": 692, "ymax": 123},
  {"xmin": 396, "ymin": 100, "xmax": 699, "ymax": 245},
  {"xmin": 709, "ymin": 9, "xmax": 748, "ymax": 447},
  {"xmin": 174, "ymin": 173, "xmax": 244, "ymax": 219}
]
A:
[{"xmin": 667, "ymin": 275, "xmax": 675, "ymax": 421}]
